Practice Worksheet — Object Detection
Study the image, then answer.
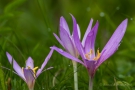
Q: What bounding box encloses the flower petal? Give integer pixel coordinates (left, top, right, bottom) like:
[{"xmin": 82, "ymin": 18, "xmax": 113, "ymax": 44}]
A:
[
  {"xmin": 96, "ymin": 19, "xmax": 128, "ymax": 68},
  {"xmin": 53, "ymin": 33, "xmax": 64, "ymax": 47},
  {"xmin": 82, "ymin": 19, "xmax": 93, "ymax": 46},
  {"xmin": 60, "ymin": 16, "xmax": 70, "ymax": 35},
  {"xmin": 50, "ymin": 46, "xmax": 85, "ymax": 65},
  {"xmin": 85, "ymin": 60, "xmax": 96, "ymax": 78},
  {"xmin": 26, "ymin": 57, "xmax": 34, "ymax": 69},
  {"xmin": 36, "ymin": 49, "xmax": 54, "ymax": 77},
  {"xmin": 23, "ymin": 68, "xmax": 35, "ymax": 89},
  {"xmin": 84, "ymin": 21, "xmax": 99, "ymax": 57},
  {"xmin": 6, "ymin": 52, "xmax": 25, "ymax": 80},
  {"xmin": 71, "ymin": 14, "xmax": 86, "ymax": 61},
  {"xmin": 59, "ymin": 26, "xmax": 76, "ymax": 57}
]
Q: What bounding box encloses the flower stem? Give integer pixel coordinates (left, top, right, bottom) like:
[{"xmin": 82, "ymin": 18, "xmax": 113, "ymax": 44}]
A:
[
  {"xmin": 28, "ymin": 85, "xmax": 34, "ymax": 90},
  {"xmin": 89, "ymin": 77, "xmax": 93, "ymax": 90},
  {"xmin": 72, "ymin": 61, "xmax": 78, "ymax": 90}
]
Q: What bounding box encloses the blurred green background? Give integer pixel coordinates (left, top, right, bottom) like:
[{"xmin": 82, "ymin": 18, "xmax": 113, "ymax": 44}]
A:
[{"xmin": 0, "ymin": 0, "xmax": 135, "ymax": 90}]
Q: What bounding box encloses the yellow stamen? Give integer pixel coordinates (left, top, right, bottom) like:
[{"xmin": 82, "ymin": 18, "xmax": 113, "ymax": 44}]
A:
[
  {"xmin": 32, "ymin": 67, "xmax": 38, "ymax": 74},
  {"xmin": 85, "ymin": 49, "xmax": 101, "ymax": 60},
  {"xmin": 85, "ymin": 49, "xmax": 93, "ymax": 60},
  {"xmin": 93, "ymin": 49, "xmax": 101, "ymax": 60},
  {"xmin": 27, "ymin": 66, "xmax": 31, "ymax": 69}
]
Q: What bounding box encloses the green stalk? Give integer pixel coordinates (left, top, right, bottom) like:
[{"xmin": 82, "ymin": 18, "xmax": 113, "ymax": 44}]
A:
[
  {"xmin": 89, "ymin": 76, "xmax": 93, "ymax": 90},
  {"xmin": 72, "ymin": 61, "xmax": 78, "ymax": 90}
]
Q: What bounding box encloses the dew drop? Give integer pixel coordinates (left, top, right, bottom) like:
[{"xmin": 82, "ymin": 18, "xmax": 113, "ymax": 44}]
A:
[
  {"xmin": 130, "ymin": 18, "xmax": 133, "ymax": 20},
  {"xmin": 100, "ymin": 12, "xmax": 105, "ymax": 17},
  {"xmin": 116, "ymin": 7, "xmax": 120, "ymax": 10},
  {"xmin": 86, "ymin": 7, "xmax": 91, "ymax": 12},
  {"xmin": 48, "ymin": 28, "xmax": 51, "ymax": 31},
  {"xmin": 42, "ymin": 87, "xmax": 45, "ymax": 89}
]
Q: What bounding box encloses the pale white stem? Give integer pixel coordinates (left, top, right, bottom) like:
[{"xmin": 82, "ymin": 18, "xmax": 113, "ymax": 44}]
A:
[
  {"xmin": 89, "ymin": 76, "xmax": 93, "ymax": 90},
  {"xmin": 72, "ymin": 61, "xmax": 78, "ymax": 90}
]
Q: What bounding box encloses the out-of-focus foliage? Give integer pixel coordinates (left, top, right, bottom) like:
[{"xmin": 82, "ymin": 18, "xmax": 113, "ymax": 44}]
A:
[{"xmin": 0, "ymin": 0, "xmax": 135, "ymax": 90}]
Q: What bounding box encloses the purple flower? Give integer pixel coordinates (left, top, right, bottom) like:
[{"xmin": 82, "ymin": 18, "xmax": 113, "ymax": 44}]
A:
[
  {"xmin": 6, "ymin": 49, "xmax": 53, "ymax": 90},
  {"xmin": 53, "ymin": 15, "xmax": 94, "ymax": 90},
  {"xmin": 53, "ymin": 15, "xmax": 94, "ymax": 58},
  {"xmin": 51, "ymin": 15, "xmax": 128, "ymax": 89}
]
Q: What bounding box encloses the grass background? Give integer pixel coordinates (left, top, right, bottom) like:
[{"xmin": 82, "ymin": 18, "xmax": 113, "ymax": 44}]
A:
[{"xmin": 0, "ymin": 0, "xmax": 135, "ymax": 90}]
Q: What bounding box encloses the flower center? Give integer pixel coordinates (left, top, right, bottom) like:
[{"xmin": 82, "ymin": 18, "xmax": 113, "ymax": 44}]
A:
[
  {"xmin": 22, "ymin": 66, "xmax": 38, "ymax": 77},
  {"xmin": 85, "ymin": 49, "xmax": 101, "ymax": 60}
]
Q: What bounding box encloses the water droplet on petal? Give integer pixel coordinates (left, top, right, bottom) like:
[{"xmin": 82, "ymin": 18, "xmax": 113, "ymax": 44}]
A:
[{"xmin": 100, "ymin": 12, "xmax": 105, "ymax": 17}]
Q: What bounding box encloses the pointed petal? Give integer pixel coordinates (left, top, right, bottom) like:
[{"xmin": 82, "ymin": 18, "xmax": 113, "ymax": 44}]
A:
[
  {"xmin": 96, "ymin": 19, "xmax": 128, "ymax": 68},
  {"xmin": 82, "ymin": 19, "xmax": 93, "ymax": 46},
  {"xmin": 36, "ymin": 49, "xmax": 54, "ymax": 77},
  {"xmin": 72, "ymin": 24, "xmax": 81, "ymax": 39},
  {"xmin": 59, "ymin": 26, "xmax": 76, "ymax": 57},
  {"xmin": 71, "ymin": 14, "xmax": 86, "ymax": 61},
  {"xmin": 53, "ymin": 33, "xmax": 64, "ymax": 47},
  {"xmin": 84, "ymin": 21, "xmax": 99, "ymax": 56},
  {"xmin": 6, "ymin": 52, "xmax": 25, "ymax": 80},
  {"xmin": 26, "ymin": 57, "xmax": 34, "ymax": 69},
  {"xmin": 50, "ymin": 46, "xmax": 85, "ymax": 65},
  {"xmin": 23, "ymin": 69, "xmax": 35, "ymax": 89},
  {"xmin": 60, "ymin": 16, "xmax": 70, "ymax": 35}
]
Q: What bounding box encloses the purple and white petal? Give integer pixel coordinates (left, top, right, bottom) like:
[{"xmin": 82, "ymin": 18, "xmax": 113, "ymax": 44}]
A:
[
  {"xmin": 51, "ymin": 46, "xmax": 85, "ymax": 65},
  {"xmin": 84, "ymin": 21, "xmax": 99, "ymax": 57},
  {"xmin": 60, "ymin": 16, "xmax": 70, "ymax": 35},
  {"xmin": 26, "ymin": 57, "xmax": 34, "ymax": 69},
  {"xmin": 6, "ymin": 52, "xmax": 25, "ymax": 80},
  {"xmin": 36, "ymin": 49, "xmax": 54, "ymax": 77},
  {"xmin": 59, "ymin": 26, "xmax": 76, "ymax": 57},
  {"xmin": 82, "ymin": 19, "xmax": 93, "ymax": 46},
  {"xmin": 96, "ymin": 19, "xmax": 128, "ymax": 68},
  {"xmin": 72, "ymin": 15, "xmax": 86, "ymax": 61},
  {"xmin": 53, "ymin": 33, "xmax": 64, "ymax": 47},
  {"xmin": 72, "ymin": 24, "xmax": 81, "ymax": 39}
]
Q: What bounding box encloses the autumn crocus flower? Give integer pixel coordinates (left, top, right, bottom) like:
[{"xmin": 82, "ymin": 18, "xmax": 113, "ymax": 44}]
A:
[
  {"xmin": 51, "ymin": 15, "xmax": 128, "ymax": 90},
  {"xmin": 53, "ymin": 15, "xmax": 93, "ymax": 90},
  {"xmin": 6, "ymin": 49, "xmax": 53, "ymax": 90}
]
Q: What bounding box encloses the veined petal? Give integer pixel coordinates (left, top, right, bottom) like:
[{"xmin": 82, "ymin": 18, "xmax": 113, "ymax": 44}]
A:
[
  {"xmin": 82, "ymin": 19, "xmax": 93, "ymax": 46},
  {"xmin": 84, "ymin": 21, "xmax": 99, "ymax": 56},
  {"xmin": 60, "ymin": 16, "xmax": 70, "ymax": 35},
  {"xmin": 53, "ymin": 33, "xmax": 64, "ymax": 47},
  {"xmin": 96, "ymin": 19, "xmax": 128, "ymax": 68},
  {"xmin": 36, "ymin": 49, "xmax": 54, "ymax": 77},
  {"xmin": 50, "ymin": 46, "xmax": 85, "ymax": 65},
  {"xmin": 71, "ymin": 14, "xmax": 86, "ymax": 61},
  {"xmin": 23, "ymin": 69, "xmax": 35, "ymax": 90},
  {"xmin": 6, "ymin": 52, "xmax": 25, "ymax": 80},
  {"xmin": 59, "ymin": 26, "xmax": 76, "ymax": 57},
  {"xmin": 72, "ymin": 24, "xmax": 81, "ymax": 39},
  {"xmin": 26, "ymin": 57, "xmax": 34, "ymax": 69}
]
